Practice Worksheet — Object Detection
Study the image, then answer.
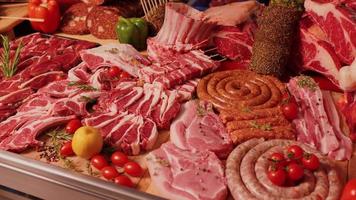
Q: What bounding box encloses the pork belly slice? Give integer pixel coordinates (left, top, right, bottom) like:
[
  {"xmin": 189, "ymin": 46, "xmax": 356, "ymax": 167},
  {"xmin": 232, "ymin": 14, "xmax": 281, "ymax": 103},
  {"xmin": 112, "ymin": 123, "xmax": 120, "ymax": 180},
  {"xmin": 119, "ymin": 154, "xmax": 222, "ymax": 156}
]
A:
[
  {"xmin": 0, "ymin": 115, "xmax": 76, "ymax": 152},
  {"xmin": 170, "ymin": 100, "xmax": 233, "ymax": 159},
  {"xmin": 80, "ymin": 44, "xmax": 151, "ymax": 76},
  {"xmin": 146, "ymin": 142, "xmax": 228, "ymax": 200},
  {"xmin": 287, "ymin": 76, "xmax": 352, "ymax": 160},
  {"xmin": 149, "ymin": 3, "xmax": 215, "ymax": 53}
]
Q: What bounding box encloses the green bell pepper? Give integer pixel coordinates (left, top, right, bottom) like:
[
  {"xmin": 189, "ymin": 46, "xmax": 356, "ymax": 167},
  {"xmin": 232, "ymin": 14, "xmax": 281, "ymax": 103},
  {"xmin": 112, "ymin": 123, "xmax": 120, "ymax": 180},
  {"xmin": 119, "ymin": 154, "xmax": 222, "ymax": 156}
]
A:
[{"xmin": 116, "ymin": 17, "xmax": 148, "ymax": 51}]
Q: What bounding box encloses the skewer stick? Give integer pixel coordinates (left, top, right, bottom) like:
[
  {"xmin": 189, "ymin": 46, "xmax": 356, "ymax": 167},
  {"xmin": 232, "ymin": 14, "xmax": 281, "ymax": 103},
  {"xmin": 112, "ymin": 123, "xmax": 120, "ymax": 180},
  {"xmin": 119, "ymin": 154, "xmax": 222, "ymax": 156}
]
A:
[{"xmin": 0, "ymin": 16, "xmax": 44, "ymax": 22}]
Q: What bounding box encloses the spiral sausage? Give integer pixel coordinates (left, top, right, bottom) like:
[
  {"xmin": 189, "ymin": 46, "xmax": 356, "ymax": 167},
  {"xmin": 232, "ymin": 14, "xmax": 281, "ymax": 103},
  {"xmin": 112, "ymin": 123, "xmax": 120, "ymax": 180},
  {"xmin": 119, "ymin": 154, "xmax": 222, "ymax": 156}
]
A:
[
  {"xmin": 197, "ymin": 70, "xmax": 294, "ymax": 144},
  {"xmin": 226, "ymin": 139, "xmax": 342, "ymax": 200}
]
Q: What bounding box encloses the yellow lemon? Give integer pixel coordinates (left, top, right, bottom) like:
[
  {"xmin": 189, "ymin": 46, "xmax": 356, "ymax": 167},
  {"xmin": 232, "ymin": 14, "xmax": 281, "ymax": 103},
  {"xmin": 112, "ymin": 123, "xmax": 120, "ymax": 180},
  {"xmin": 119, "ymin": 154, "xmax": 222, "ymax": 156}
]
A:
[{"xmin": 72, "ymin": 126, "xmax": 103, "ymax": 159}]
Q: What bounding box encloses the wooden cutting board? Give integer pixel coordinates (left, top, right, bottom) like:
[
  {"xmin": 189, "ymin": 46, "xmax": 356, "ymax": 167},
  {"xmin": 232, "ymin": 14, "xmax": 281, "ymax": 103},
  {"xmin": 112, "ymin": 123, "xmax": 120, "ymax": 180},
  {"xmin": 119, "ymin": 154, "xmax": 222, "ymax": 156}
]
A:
[{"xmin": 0, "ymin": 3, "xmax": 28, "ymax": 34}]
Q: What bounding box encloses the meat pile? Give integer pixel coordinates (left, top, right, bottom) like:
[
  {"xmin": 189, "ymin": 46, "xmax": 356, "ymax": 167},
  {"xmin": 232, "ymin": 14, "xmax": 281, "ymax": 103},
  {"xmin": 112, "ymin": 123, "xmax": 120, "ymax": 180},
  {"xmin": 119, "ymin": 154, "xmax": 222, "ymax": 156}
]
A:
[
  {"xmin": 213, "ymin": 0, "xmax": 355, "ymax": 91},
  {"xmin": 197, "ymin": 70, "xmax": 295, "ymax": 144},
  {"xmin": 146, "ymin": 100, "xmax": 233, "ymax": 199},
  {"xmin": 0, "ymin": 33, "xmax": 96, "ymax": 123},
  {"xmin": 226, "ymin": 138, "xmax": 342, "ymax": 200},
  {"xmin": 287, "ymin": 76, "xmax": 352, "ymax": 160},
  {"xmin": 170, "ymin": 100, "xmax": 233, "ymax": 159},
  {"xmin": 147, "ymin": 2, "xmax": 215, "ymax": 56},
  {"xmin": 146, "ymin": 143, "xmax": 228, "ymax": 200}
]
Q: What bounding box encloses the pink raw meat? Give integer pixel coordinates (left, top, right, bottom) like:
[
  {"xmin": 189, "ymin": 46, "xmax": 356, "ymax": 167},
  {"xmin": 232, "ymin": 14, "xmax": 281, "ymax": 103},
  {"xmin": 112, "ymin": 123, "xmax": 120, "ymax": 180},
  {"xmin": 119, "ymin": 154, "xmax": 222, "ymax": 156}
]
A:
[
  {"xmin": 146, "ymin": 142, "xmax": 228, "ymax": 200},
  {"xmin": 304, "ymin": 0, "xmax": 356, "ymax": 65},
  {"xmin": 287, "ymin": 76, "xmax": 352, "ymax": 160},
  {"xmin": 170, "ymin": 100, "xmax": 233, "ymax": 159}
]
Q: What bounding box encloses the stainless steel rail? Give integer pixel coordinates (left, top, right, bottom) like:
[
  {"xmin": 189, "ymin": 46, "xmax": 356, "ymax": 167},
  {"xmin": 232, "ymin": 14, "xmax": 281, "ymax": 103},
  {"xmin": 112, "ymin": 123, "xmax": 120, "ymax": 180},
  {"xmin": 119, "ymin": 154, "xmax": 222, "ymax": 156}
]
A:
[{"xmin": 0, "ymin": 151, "xmax": 164, "ymax": 200}]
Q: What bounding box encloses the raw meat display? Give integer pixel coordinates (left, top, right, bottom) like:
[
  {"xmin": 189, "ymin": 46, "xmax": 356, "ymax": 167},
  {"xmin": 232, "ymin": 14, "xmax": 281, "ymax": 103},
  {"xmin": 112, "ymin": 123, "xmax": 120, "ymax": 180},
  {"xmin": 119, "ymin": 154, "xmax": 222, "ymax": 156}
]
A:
[
  {"xmin": 293, "ymin": 16, "xmax": 342, "ymax": 87},
  {"xmin": 138, "ymin": 50, "xmax": 219, "ymax": 89},
  {"xmin": 304, "ymin": 0, "xmax": 356, "ymax": 65},
  {"xmin": 84, "ymin": 109, "xmax": 158, "ymax": 155},
  {"xmin": 339, "ymin": 92, "xmax": 356, "ymax": 137},
  {"xmin": 148, "ymin": 3, "xmax": 215, "ymax": 54},
  {"xmin": 226, "ymin": 138, "xmax": 342, "ymax": 200},
  {"xmin": 146, "ymin": 142, "xmax": 228, "ymax": 200},
  {"xmin": 0, "ymin": 33, "xmax": 96, "ymax": 122},
  {"xmin": 287, "ymin": 76, "xmax": 352, "ymax": 160},
  {"xmin": 170, "ymin": 100, "xmax": 233, "ymax": 159},
  {"xmin": 80, "ymin": 44, "xmax": 151, "ymax": 76},
  {"xmin": 197, "ymin": 70, "xmax": 295, "ymax": 144},
  {"xmin": 213, "ymin": 22, "xmax": 256, "ymax": 61},
  {"xmin": 339, "ymin": 59, "xmax": 356, "ymax": 91}
]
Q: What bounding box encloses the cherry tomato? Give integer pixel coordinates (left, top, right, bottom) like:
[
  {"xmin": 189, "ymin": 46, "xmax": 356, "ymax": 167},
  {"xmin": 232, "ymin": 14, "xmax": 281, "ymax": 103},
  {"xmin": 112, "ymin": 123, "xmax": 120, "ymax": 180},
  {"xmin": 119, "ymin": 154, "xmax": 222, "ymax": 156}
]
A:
[
  {"xmin": 65, "ymin": 119, "xmax": 82, "ymax": 134},
  {"xmin": 269, "ymin": 152, "xmax": 287, "ymax": 169},
  {"xmin": 282, "ymin": 92, "xmax": 296, "ymax": 104},
  {"xmin": 119, "ymin": 72, "xmax": 131, "ymax": 80},
  {"xmin": 269, "ymin": 152, "xmax": 285, "ymax": 162},
  {"xmin": 124, "ymin": 161, "xmax": 143, "ymax": 177},
  {"xmin": 108, "ymin": 67, "xmax": 122, "ymax": 78},
  {"xmin": 286, "ymin": 163, "xmax": 304, "ymax": 181},
  {"xmin": 91, "ymin": 155, "xmax": 109, "ymax": 170},
  {"xmin": 60, "ymin": 141, "xmax": 74, "ymax": 157},
  {"xmin": 101, "ymin": 166, "xmax": 120, "ymax": 180},
  {"xmin": 111, "ymin": 151, "xmax": 129, "ymax": 167},
  {"xmin": 114, "ymin": 175, "xmax": 134, "ymax": 188},
  {"xmin": 341, "ymin": 179, "xmax": 356, "ymax": 200},
  {"xmin": 287, "ymin": 145, "xmax": 304, "ymax": 160},
  {"xmin": 302, "ymin": 153, "xmax": 320, "ymax": 171},
  {"xmin": 281, "ymin": 102, "xmax": 298, "ymax": 120},
  {"xmin": 267, "ymin": 168, "xmax": 287, "ymax": 186}
]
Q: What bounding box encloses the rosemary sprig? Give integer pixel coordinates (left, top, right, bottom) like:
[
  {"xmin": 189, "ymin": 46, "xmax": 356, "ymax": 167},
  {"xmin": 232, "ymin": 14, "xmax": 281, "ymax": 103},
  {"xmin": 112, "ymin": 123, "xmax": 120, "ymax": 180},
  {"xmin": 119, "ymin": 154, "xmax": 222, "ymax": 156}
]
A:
[
  {"xmin": 0, "ymin": 35, "xmax": 23, "ymax": 78},
  {"xmin": 68, "ymin": 81, "xmax": 98, "ymax": 91},
  {"xmin": 79, "ymin": 95, "xmax": 97, "ymax": 104}
]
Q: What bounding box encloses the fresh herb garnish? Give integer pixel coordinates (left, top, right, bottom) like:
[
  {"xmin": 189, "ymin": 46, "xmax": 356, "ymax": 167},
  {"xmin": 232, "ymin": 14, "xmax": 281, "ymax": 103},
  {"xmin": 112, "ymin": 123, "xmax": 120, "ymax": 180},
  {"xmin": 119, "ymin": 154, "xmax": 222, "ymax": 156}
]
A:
[
  {"xmin": 0, "ymin": 35, "xmax": 23, "ymax": 78},
  {"xmin": 249, "ymin": 121, "xmax": 272, "ymax": 131},
  {"xmin": 39, "ymin": 130, "xmax": 72, "ymax": 162},
  {"xmin": 86, "ymin": 162, "xmax": 100, "ymax": 176},
  {"xmin": 68, "ymin": 81, "xmax": 98, "ymax": 91},
  {"xmin": 296, "ymin": 76, "xmax": 317, "ymax": 91},
  {"xmin": 79, "ymin": 95, "xmax": 97, "ymax": 104}
]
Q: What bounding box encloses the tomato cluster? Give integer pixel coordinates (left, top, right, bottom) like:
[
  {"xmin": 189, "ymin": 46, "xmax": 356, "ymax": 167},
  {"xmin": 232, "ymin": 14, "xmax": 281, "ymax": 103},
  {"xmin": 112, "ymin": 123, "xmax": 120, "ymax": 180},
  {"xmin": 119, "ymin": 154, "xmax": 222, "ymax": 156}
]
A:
[
  {"xmin": 267, "ymin": 145, "xmax": 320, "ymax": 187},
  {"xmin": 91, "ymin": 151, "xmax": 143, "ymax": 188},
  {"xmin": 108, "ymin": 67, "xmax": 131, "ymax": 81}
]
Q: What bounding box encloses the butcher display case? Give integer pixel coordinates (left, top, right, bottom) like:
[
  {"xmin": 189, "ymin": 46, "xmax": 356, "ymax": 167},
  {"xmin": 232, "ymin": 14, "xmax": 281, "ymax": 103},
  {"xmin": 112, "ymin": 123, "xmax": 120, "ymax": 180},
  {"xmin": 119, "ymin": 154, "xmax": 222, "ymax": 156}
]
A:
[{"xmin": 0, "ymin": 151, "xmax": 163, "ymax": 200}]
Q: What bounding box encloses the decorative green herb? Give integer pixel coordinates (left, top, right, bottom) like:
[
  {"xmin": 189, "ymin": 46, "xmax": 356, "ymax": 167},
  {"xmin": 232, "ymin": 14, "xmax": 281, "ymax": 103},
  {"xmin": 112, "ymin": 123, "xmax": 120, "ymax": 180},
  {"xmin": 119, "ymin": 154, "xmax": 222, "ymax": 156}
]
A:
[
  {"xmin": 296, "ymin": 76, "xmax": 317, "ymax": 91},
  {"xmin": 79, "ymin": 95, "xmax": 97, "ymax": 104},
  {"xmin": 249, "ymin": 121, "xmax": 272, "ymax": 131},
  {"xmin": 39, "ymin": 130, "xmax": 72, "ymax": 162},
  {"xmin": 68, "ymin": 81, "xmax": 98, "ymax": 91},
  {"xmin": 86, "ymin": 162, "xmax": 100, "ymax": 176},
  {"xmin": 0, "ymin": 35, "xmax": 23, "ymax": 78}
]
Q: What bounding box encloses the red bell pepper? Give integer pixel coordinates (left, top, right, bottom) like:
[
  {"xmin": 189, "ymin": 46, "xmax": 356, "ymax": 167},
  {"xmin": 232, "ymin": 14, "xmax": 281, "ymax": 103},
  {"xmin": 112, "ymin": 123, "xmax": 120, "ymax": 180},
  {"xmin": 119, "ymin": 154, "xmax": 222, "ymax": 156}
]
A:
[{"xmin": 28, "ymin": 0, "xmax": 61, "ymax": 33}]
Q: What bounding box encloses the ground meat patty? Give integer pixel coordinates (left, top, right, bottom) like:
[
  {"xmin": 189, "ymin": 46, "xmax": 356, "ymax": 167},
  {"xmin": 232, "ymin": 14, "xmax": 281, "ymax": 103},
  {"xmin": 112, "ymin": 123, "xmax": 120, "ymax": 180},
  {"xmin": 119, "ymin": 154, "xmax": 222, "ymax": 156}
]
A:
[
  {"xmin": 61, "ymin": 3, "xmax": 92, "ymax": 35},
  {"xmin": 197, "ymin": 70, "xmax": 294, "ymax": 144},
  {"xmin": 86, "ymin": 6, "xmax": 120, "ymax": 39},
  {"xmin": 226, "ymin": 139, "xmax": 342, "ymax": 200}
]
